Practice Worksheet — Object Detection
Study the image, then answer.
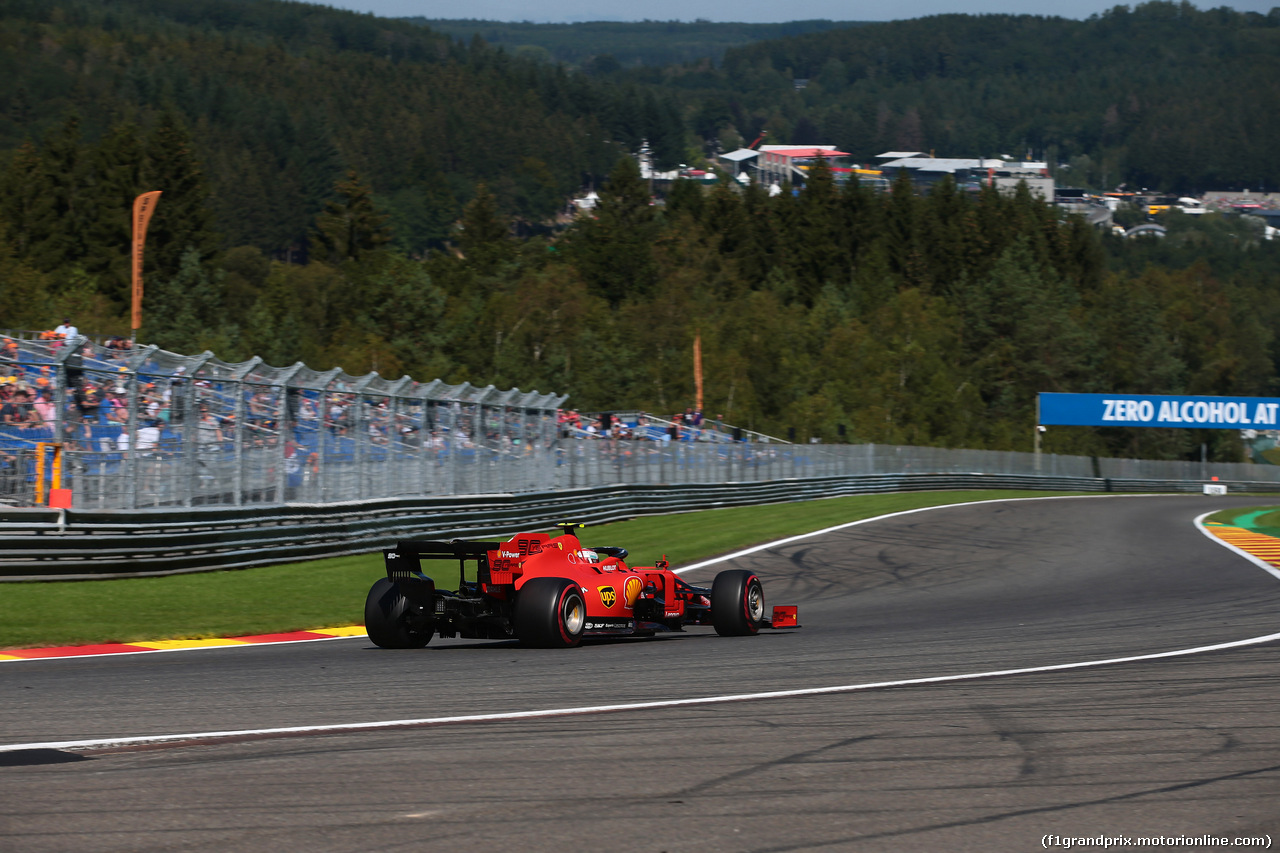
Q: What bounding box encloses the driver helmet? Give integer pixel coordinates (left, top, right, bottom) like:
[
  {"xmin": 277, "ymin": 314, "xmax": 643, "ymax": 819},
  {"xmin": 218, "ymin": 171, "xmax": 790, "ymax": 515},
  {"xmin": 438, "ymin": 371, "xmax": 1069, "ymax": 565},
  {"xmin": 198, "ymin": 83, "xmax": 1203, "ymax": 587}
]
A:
[{"xmin": 577, "ymin": 549, "xmax": 599, "ymax": 563}]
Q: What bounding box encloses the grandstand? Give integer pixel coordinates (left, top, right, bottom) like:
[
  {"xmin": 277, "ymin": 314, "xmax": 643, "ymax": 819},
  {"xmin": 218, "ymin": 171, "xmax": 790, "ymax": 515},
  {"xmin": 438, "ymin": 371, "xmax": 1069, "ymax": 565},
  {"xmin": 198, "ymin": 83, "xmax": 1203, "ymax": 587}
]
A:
[
  {"xmin": 17, "ymin": 331, "xmax": 1263, "ymax": 513},
  {"xmin": 0, "ymin": 332, "xmax": 566, "ymax": 509}
]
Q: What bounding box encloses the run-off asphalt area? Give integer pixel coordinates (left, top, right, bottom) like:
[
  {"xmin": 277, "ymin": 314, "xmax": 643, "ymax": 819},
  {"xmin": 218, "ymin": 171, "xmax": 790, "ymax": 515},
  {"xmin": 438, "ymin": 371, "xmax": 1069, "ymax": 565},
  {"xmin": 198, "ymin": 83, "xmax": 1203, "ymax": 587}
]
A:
[{"xmin": 2, "ymin": 495, "xmax": 1279, "ymax": 851}]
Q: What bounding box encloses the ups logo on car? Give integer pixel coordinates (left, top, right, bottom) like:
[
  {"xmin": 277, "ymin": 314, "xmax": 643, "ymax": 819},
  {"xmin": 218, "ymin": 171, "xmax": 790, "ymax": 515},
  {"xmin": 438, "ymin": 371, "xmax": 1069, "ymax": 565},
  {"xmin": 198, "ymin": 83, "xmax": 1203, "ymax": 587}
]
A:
[{"xmin": 597, "ymin": 585, "xmax": 617, "ymax": 608}]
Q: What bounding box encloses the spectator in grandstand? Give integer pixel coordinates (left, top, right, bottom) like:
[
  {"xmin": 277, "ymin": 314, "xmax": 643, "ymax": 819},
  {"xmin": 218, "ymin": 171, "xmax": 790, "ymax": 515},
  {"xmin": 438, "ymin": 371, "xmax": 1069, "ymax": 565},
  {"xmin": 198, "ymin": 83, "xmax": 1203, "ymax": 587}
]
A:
[
  {"xmin": 102, "ymin": 337, "xmax": 132, "ymax": 366},
  {"xmin": 54, "ymin": 319, "xmax": 78, "ymax": 340},
  {"xmin": 193, "ymin": 378, "xmax": 214, "ymax": 406},
  {"xmin": 297, "ymin": 395, "xmax": 318, "ymax": 423},
  {"xmin": 167, "ymin": 367, "xmax": 187, "ymax": 422},
  {"xmin": 284, "ymin": 438, "xmax": 303, "ymax": 497},
  {"xmin": 30, "ymin": 365, "xmax": 53, "ymax": 393},
  {"xmin": 327, "ymin": 395, "xmax": 347, "ymax": 434},
  {"xmin": 137, "ymin": 419, "xmax": 161, "ymax": 452},
  {"xmin": 557, "ymin": 409, "xmax": 582, "ymax": 437},
  {"xmin": 104, "ymin": 381, "xmax": 125, "ymax": 409},
  {"xmin": 370, "ymin": 400, "xmax": 390, "ymax": 444},
  {"xmin": 75, "ymin": 381, "xmax": 102, "ymax": 423},
  {"xmin": 197, "ymin": 406, "xmax": 223, "ymax": 450},
  {"xmin": 1, "ymin": 388, "xmax": 34, "ymax": 428},
  {"xmin": 63, "ymin": 342, "xmax": 88, "ymax": 392},
  {"xmin": 143, "ymin": 388, "xmax": 162, "ymax": 422},
  {"xmin": 398, "ymin": 422, "xmax": 420, "ymax": 447},
  {"xmin": 248, "ymin": 389, "xmax": 271, "ymax": 422},
  {"xmin": 32, "ymin": 389, "xmax": 53, "ymax": 427}
]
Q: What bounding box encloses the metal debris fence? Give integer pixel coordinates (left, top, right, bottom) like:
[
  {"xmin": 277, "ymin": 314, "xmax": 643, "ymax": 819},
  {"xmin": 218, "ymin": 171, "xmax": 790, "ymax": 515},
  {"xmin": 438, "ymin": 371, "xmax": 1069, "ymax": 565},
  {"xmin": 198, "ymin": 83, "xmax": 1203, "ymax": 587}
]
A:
[
  {"xmin": 0, "ymin": 335, "xmax": 566, "ymax": 509},
  {"xmin": 5, "ymin": 334, "xmax": 1280, "ymax": 511}
]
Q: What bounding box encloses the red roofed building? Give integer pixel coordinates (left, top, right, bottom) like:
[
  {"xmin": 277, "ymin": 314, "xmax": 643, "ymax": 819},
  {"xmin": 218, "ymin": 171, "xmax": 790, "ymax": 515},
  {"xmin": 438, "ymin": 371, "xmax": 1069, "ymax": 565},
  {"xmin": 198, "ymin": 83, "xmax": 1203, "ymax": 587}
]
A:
[{"xmin": 757, "ymin": 145, "xmax": 851, "ymax": 188}]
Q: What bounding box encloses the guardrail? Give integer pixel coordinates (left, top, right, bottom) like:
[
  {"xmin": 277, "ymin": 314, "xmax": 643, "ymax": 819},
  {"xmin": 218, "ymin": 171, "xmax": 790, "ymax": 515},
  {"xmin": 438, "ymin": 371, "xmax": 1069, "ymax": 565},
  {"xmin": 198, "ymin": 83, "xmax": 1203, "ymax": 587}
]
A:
[{"xmin": 3, "ymin": 471, "xmax": 1276, "ymax": 581}]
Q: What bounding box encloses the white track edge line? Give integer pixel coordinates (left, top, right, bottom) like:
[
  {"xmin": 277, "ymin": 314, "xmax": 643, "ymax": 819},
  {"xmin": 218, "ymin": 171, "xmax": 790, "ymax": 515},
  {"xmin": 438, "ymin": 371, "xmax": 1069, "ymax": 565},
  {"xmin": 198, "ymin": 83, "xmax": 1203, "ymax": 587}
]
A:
[{"xmin": 4, "ymin": 628, "xmax": 1279, "ymax": 754}]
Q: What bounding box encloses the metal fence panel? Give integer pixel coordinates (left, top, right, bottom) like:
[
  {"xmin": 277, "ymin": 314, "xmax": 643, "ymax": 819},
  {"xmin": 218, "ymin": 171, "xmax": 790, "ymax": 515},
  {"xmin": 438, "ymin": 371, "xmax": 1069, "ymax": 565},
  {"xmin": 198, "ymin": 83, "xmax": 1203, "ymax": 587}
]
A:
[
  {"xmin": 0, "ymin": 334, "xmax": 568, "ymax": 509},
  {"xmin": 9, "ymin": 332, "xmax": 1280, "ymax": 513}
]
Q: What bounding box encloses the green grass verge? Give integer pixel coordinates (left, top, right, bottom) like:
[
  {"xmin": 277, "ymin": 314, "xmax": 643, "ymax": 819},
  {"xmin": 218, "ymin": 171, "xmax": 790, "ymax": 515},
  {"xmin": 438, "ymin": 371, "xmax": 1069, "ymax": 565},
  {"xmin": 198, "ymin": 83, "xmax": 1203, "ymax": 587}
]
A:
[
  {"xmin": 0, "ymin": 490, "xmax": 1082, "ymax": 650},
  {"xmin": 1206, "ymin": 505, "xmax": 1280, "ymax": 534}
]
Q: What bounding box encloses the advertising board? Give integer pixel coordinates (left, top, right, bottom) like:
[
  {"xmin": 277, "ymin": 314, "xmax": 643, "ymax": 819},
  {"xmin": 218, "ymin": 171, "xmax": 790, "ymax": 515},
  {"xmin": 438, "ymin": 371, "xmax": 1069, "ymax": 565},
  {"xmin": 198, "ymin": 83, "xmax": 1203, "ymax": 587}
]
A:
[{"xmin": 1039, "ymin": 393, "xmax": 1280, "ymax": 429}]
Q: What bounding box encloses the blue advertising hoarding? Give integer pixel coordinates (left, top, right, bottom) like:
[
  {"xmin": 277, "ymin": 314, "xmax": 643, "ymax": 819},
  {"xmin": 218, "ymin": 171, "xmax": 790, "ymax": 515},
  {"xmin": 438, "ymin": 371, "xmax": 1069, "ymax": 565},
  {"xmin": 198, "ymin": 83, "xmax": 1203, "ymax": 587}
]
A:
[{"xmin": 1038, "ymin": 393, "xmax": 1280, "ymax": 429}]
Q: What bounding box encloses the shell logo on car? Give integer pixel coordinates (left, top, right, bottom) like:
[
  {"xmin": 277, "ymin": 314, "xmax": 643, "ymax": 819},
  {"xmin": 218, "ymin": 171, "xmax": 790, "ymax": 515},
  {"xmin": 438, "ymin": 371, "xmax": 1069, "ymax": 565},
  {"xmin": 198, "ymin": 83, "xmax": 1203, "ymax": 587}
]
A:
[
  {"xmin": 597, "ymin": 585, "xmax": 617, "ymax": 608},
  {"xmin": 623, "ymin": 576, "xmax": 644, "ymax": 608}
]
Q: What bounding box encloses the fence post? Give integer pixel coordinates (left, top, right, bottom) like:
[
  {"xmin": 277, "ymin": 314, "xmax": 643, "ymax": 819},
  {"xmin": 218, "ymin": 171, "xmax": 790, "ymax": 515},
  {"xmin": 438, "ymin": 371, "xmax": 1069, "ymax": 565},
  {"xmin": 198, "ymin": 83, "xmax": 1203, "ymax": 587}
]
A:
[
  {"xmin": 125, "ymin": 364, "xmax": 140, "ymax": 510},
  {"xmin": 447, "ymin": 400, "xmax": 458, "ymax": 496},
  {"xmin": 51, "ymin": 340, "xmax": 81, "ymax": 508},
  {"xmin": 180, "ymin": 352, "xmax": 213, "ymax": 507}
]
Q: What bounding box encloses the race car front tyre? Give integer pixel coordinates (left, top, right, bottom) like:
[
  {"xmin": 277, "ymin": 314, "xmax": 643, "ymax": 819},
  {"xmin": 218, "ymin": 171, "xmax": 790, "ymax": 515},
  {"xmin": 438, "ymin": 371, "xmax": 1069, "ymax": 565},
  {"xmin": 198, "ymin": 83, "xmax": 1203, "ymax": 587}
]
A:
[
  {"xmin": 711, "ymin": 569, "xmax": 765, "ymax": 636},
  {"xmin": 365, "ymin": 578, "xmax": 433, "ymax": 649},
  {"xmin": 514, "ymin": 577, "xmax": 586, "ymax": 648}
]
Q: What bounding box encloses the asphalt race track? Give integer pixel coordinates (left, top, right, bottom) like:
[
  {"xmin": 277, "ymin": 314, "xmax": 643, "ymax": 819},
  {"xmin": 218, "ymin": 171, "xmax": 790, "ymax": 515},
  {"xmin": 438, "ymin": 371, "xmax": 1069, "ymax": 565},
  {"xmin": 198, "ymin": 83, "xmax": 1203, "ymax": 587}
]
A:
[{"xmin": 3, "ymin": 494, "xmax": 1280, "ymax": 852}]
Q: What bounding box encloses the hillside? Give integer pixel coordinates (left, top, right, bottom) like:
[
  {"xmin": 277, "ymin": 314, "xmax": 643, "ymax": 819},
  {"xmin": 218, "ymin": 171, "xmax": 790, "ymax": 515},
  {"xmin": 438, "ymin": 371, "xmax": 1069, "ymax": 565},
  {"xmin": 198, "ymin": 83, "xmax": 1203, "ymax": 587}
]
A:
[
  {"xmin": 0, "ymin": 0, "xmax": 685, "ymax": 257},
  {"xmin": 403, "ymin": 19, "xmax": 865, "ymax": 68},
  {"xmin": 4, "ymin": 0, "xmax": 1280, "ymax": 467},
  {"xmin": 654, "ymin": 3, "xmax": 1280, "ymax": 193}
]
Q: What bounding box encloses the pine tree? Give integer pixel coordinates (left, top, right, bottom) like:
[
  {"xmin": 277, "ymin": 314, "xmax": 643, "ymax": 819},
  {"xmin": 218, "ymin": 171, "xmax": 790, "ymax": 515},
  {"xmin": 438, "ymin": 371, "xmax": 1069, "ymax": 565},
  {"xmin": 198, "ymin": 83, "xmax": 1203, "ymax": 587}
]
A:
[
  {"xmin": 142, "ymin": 110, "xmax": 219, "ymax": 282},
  {"xmin": 569, "ymin": 156, "xmax": 658, "ymax": 305},
  {"xmin": 0, "ymin": 142, "xmax": 44, "ymax": 261},
  {"xmin": 881, "ymin": 168, "xmax": 927, "ymax": 289},
  {"xmin": 310, "ymin": 169, "xmax": 392, "ymax": 264},
  {"xmin": 81, "ymin": 123, "xmax": 145, "ymax": 307},
  {"xmin": 146, "ymin": 246, "xmax": 226, "ymax": 353},
  {"xmin": 24, "ymin": 116, "xmax": 88, "ymax": 274},
  {"xmin": 792, "ymin": 154, "xmax": 845, "ymax": 304},
  {"xmin": 458, "ymin": 183, "xmax": 511, "ymax": 274}
]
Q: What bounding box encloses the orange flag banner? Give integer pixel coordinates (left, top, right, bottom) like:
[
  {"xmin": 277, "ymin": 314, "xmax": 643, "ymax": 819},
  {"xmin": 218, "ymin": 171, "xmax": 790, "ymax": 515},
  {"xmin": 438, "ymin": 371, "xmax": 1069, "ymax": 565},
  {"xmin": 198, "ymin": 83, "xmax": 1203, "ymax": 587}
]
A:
[
  {"xmin": 694, "ymin": 332, "xmax": 703, "ymax": 412},
  {"xmin": 131, "ymin": 191, "xmax": 162, "ymax": 333}
]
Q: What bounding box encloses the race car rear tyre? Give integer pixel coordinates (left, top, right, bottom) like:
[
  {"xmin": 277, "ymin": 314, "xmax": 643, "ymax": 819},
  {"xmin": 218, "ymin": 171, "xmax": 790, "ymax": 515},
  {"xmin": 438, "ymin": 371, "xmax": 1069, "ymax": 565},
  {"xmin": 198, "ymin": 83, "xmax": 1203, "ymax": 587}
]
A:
[
  {"xmin": 365, "ymin": 578, "xmax": 433, "ymax": 649},
  {"xmin": 514, "ymin": 577, "xmax": 586, "ymax": 648},
  {"xmin": 711, "ymin": 569, "xmax": 765, "ymax": 636}
]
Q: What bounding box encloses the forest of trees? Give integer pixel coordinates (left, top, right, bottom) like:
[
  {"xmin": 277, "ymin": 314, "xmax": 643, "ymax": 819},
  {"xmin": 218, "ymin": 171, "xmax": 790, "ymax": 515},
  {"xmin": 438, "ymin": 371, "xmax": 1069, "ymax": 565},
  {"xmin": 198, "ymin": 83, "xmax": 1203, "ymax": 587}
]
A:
[
  {"xmin": 2, "ymin": 0, "xmax": 1280, "ymax": 463},
  {"xmin": 406, "ymin": 19, "xmax": 864, "ymax": 69},
  {"xmin": 668, "ymin": 3, "xmax": 1280, "ymax": 192},
  {"xmin": 0, "ymin": 0, "xmax": 689, "ymax": 257}
]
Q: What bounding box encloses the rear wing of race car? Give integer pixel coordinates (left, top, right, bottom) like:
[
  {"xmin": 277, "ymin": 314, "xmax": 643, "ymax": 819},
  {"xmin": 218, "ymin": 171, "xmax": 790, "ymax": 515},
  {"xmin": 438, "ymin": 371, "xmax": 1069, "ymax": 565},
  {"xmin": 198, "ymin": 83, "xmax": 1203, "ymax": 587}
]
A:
[{"xmin": 384, "ymin": 539, "xmax": 503, "ymax": 590}]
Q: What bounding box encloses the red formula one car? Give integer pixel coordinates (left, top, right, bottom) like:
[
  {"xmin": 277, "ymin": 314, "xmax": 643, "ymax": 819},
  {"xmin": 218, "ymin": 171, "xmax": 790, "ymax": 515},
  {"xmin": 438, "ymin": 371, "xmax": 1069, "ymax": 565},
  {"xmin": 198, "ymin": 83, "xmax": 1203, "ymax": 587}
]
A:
[{"xmin": 365, "ymin": 523, "xmax": 799, "ymax": 648}]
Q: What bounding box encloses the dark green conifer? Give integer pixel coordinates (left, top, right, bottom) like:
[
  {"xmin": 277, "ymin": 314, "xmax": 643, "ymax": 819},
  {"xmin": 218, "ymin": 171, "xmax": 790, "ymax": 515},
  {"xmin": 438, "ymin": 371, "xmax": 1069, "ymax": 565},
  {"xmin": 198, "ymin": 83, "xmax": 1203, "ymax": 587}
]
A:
[
  {"xmin": 569, "ymin": 156, "xmax": 658, "ymax": 305},
  {"xmin": 142, "ymin": 110, "xmax": 219, "ymax": 281},
  {"xmin": 310, "ymin": 169, "xmax": 392, "ymax": 264}
]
